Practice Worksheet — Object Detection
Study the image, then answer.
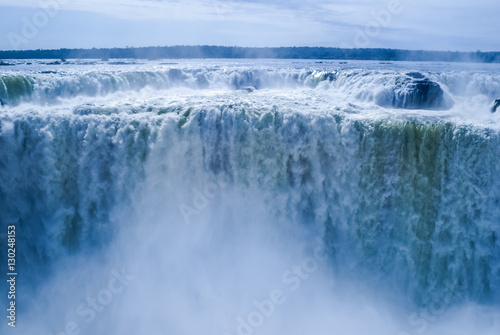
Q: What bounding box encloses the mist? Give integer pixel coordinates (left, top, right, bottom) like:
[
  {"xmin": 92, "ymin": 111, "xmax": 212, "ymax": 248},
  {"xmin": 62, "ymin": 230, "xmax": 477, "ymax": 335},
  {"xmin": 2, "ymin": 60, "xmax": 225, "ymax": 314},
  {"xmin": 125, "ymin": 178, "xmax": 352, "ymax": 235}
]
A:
[
  {"xmin": 1, "ymin": 65, "xmax": 499, "ymax": 334},
  {"xmin": 9, "ymin": 170, "xmax": 500, "ymax": 335},
  {"xmin": 1, "ymin": 0, "xmax": 500, "ymax": 333}
]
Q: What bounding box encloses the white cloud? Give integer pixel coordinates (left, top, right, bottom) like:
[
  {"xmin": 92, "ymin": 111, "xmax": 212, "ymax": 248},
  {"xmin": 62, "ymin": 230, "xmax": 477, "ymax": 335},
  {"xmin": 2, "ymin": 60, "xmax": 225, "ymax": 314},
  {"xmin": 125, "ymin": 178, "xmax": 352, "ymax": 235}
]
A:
[{"xmin": 0, "ymin": 0, "xmax": 499, "ymax": 50}]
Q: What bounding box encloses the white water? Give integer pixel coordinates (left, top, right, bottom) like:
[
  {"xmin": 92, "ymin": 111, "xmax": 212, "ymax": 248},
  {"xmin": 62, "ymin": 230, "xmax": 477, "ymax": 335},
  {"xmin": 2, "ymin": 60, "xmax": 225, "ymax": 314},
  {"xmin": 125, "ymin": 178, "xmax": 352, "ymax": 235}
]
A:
[{"xmin": 1, "ymin": 59, "xmax": 500, "ymax": 334}]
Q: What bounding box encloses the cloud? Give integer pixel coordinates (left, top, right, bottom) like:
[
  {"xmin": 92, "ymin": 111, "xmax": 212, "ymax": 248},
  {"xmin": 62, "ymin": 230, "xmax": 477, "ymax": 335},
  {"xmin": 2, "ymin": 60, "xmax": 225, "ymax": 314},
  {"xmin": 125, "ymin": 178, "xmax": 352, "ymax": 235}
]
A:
[{"xmin": 0, "ymin": 0, "xmax": 499, "ymax": 50}]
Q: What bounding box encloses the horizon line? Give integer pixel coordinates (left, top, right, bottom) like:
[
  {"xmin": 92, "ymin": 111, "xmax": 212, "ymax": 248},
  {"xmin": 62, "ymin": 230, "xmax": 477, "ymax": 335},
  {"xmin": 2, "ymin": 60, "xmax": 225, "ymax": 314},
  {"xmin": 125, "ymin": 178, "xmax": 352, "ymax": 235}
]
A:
[{"xmin": 1, "ymin": 45, "xmax": 500, "ymax": 54}]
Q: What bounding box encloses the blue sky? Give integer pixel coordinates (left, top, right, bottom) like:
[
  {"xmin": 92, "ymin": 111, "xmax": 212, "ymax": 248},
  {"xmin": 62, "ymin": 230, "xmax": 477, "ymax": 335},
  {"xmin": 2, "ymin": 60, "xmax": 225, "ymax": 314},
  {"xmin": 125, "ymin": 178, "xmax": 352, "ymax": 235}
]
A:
[{"xmin": 0, "ymin": 0, "xmax": 498, "ymax": 51}]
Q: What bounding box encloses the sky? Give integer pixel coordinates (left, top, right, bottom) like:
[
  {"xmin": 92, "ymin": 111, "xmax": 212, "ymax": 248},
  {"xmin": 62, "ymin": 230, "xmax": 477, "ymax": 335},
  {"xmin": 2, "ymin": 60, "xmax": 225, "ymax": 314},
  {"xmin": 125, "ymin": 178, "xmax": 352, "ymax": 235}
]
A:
[{"xmin": 0, "ymin": 0, "xmax": 498, "ymax": 52}]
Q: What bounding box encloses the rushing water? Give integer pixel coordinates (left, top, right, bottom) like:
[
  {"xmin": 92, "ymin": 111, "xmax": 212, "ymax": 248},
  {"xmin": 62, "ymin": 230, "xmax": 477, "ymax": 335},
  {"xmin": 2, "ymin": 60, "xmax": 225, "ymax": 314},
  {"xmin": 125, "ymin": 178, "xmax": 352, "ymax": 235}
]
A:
[{"xmin": 1, "ymin": 59, "xmax": 499, "ymax": 334}]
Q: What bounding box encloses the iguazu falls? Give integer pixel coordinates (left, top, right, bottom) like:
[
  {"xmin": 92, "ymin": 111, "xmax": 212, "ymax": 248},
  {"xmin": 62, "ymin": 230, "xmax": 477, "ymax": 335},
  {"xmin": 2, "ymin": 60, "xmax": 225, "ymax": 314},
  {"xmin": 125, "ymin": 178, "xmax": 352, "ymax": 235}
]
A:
[
  {"xmin": 0, "ymin": 58, "xmax": 499, "ymax": 334},
  {"xmin": 1, "ymin": 0, "xmax": 500, "ymax": 334}
]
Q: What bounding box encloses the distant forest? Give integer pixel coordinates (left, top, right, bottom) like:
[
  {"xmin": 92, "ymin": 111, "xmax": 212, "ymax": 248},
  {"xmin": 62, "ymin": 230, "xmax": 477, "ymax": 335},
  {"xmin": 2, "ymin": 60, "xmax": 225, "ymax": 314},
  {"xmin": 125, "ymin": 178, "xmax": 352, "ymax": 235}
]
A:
[{"xmin": 1, "ymin": 46, "xmax": 499, "ymax": 63}]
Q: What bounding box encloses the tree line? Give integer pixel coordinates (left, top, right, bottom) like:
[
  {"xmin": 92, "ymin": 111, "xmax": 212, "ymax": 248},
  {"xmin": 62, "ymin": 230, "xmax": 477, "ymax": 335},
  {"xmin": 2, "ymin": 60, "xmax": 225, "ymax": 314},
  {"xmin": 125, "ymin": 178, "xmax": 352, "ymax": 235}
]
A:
[{"xmin": 0, "ymin": 46, "xmax": 499, "ymax": 63}]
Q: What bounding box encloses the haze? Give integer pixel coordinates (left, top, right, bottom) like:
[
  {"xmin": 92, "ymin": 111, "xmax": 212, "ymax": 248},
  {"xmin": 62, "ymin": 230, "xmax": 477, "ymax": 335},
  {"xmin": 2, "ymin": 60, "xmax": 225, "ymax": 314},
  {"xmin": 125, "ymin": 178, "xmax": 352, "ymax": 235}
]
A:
[{"xmin": 0, "ymin": 0, "xmax": 499, "ymax": 51}]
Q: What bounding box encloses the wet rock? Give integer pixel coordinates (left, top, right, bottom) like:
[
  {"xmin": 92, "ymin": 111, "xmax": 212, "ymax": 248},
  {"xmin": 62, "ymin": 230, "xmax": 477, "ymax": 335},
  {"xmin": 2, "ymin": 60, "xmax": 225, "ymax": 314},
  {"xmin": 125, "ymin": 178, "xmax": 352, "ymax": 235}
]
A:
[
  {"xmin": 406, "ymin": 72, "xmax": 425, "ymax": 79},
  {"xmin": 491, "ymin": 99, "xmax": 500, "ymax": 113},
  {"xmin": 320, "ymin": 72, "xmax": 337, "ymax": 82},
  {"xmin": 240, "ymin": 86, "xmax": 255, "ymax": 93},
  {"xmin": 376, "ymin": 73, "xmax": 451, "ymax": 110}
]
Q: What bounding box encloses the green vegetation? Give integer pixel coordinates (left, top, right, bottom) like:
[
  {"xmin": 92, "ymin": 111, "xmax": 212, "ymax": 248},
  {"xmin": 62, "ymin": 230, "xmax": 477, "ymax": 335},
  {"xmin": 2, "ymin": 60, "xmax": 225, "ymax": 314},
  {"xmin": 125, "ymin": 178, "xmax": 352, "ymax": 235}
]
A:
[{"xmin": 0, "ymin": 46, "xmax": 499, "ymax": 63}]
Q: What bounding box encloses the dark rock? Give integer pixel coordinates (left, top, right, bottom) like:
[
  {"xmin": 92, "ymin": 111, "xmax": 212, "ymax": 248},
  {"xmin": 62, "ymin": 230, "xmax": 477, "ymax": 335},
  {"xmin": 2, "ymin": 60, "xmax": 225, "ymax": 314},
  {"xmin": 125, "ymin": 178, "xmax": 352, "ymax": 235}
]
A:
[
  {"xmin": 0, "ymin": 98, "xmax": 7, "ymax": 106},
  {"xmin": 320, "ymin": 72, "xmax": 337, "ymax": 82},
  {"xmin": 240, "ymin": 86, "xmax": 255, "ymax": 93},
  {"xmin": 376, "ymin": 74, "xmax": 451, "ymax": 110},
  {"xmin": 491, "ymin": 99, "xmax": 500, "ymax": 113},
  {"xmin": 406, "ymin": 72, "xmax": 425, "ymax": 79},
  {"xmin": 73, "ymin": 104, "xmax": 95, "ymax": 115}
]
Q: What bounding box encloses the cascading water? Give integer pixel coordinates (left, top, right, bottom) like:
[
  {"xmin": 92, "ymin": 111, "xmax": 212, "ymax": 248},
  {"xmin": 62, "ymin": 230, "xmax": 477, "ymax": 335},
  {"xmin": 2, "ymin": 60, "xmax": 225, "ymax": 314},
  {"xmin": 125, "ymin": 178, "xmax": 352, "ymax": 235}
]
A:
[{"xmin": 1, "ymin": 59, "xmax": 499, "ymax": 335}]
